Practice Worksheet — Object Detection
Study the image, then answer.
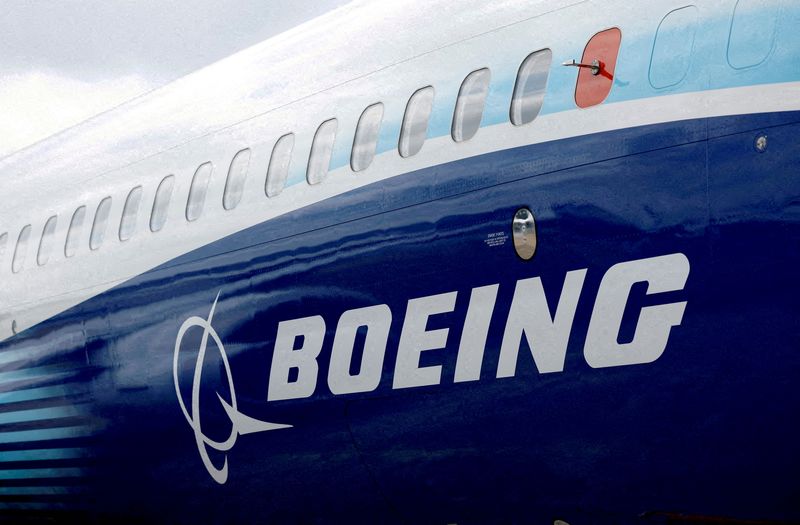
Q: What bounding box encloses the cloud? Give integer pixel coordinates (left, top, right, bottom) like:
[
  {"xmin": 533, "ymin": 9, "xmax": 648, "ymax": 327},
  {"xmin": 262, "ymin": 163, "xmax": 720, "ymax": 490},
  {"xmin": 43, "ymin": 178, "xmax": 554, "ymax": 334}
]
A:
[
  {"xmin": 0, "ymin": 0, "xmax": 350, "ymax": 159},
  {"xmin": 0, "ymin": 71, "xmax": 153, "ymax": 157},
  {"xmin": 0, "ymin": 0, "xmax": 351, "ymax": 83}
]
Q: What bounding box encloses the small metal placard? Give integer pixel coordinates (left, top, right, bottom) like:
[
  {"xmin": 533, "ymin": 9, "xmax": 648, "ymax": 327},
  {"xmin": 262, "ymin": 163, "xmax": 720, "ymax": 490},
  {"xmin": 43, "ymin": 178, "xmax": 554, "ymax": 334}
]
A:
[{"xmin": 512, "ymin": 207, "xmax": 537, "ymax": 260}]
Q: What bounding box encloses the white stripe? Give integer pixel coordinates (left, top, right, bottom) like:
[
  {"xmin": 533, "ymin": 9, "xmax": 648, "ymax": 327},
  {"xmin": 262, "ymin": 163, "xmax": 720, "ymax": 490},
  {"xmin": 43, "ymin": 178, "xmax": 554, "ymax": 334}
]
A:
[{"xmin": 3, "ymin": 82, "xmax": 800, "ymax": 339}]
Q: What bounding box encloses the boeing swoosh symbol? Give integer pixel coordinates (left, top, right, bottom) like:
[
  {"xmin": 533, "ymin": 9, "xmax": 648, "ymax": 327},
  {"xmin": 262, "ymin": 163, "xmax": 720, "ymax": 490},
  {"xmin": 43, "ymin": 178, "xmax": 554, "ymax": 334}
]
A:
[{"xmin": 173, "ymin": 291, "xmax": 291, "ymax": 484}]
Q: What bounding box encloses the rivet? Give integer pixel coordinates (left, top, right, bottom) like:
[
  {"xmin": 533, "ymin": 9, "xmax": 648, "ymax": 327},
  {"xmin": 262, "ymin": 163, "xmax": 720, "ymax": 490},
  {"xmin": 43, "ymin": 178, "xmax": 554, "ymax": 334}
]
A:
[{"xmin": 754, "ymin": 134, "xmax": 768, "ymax": 153}]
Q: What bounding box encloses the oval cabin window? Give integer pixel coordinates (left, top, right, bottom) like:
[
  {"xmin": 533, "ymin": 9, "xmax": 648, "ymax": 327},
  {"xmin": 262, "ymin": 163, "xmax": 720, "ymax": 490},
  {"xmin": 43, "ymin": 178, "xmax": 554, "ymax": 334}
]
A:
[
  {"xmin": 37, "ymin": 215, "xmax": 58, "ymax": 266},
  {"xmin": 650, "ymin": 6, "xmax": 698, "ymax": 89},
  {"xmin": 0, "ymin": 233, "xmax": 7, "ymax": 264},
  {"xmin": 510, "ymin": 49, "xmax": 551, "ymax": 126},
  {"xmin": 351, "ymin": 103, "xmax": 384, "ymax": 172},
  {"xmin": 223, "ymin": 149, "xmax": 251, "ymax": 210},
  {"xmin": 307, "ymin": 119, "xmax": 338, "ymax": 185},
  {"xmin": 150, "ymin": 175, "xmax": 175, "ymax": 232},
  {"xmin": 12, "ymin": 225, "xmax": 32, "ymax": 273},
  {"xmin": 65, "ymin": 206, "xmax": 86, "ymax": 258},
  {"xmin": 399, "ymin": 86, "xmax": 435, "ymax": 158},
  {"xmin": 452, "ymin": 68, "xmax": 491, "ymax": 142},
  {"xmin": 119, "ymin": 186, "xmax": 143, "ymax": 241},
  {"xmin": 728, "ymin": 0, "xmax": 779, "ymax": 69},
  {"xmin": 266, "ymin": 134, "xmax": 294, "ymax": 198},
  {"xmin": 186, "ymin": 163, "xmax": 213, "ymax": 222},
  {"xmin": 91, "ymin": 197, "xmax": 112, "ymax": 250}
]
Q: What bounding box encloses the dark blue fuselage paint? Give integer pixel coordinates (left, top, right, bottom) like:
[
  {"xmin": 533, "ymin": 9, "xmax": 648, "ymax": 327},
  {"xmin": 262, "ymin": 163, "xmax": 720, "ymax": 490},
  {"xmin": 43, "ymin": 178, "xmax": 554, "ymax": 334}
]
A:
[{"xmin": 1, "ymin": 112, "xmax": 799, "ymax": 524}]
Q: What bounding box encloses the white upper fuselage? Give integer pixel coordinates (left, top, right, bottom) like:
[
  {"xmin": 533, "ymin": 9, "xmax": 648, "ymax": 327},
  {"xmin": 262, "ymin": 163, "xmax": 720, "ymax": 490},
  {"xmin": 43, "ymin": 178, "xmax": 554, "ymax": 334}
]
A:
[{"xmin": 1, "ymin": 0, "xmax": 798, "ymax": 340}]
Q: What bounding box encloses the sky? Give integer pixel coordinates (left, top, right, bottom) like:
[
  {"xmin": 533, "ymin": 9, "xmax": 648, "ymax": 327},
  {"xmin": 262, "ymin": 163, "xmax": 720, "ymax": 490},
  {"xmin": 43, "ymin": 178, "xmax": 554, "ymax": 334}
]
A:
[{"xmin": 0, "ymin": 0, "xmax": 349, "ymax": 158}]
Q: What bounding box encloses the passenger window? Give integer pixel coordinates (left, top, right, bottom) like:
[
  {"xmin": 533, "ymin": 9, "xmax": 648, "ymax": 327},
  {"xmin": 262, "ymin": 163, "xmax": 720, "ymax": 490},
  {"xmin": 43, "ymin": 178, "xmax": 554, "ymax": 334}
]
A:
[
  {"xmin": 510, "ymin": 50, "xmax": 552, "ymax": 126},
  {"xmin": 119, "ymin": 186, "xmax": 143, "ymax": 241},
  {"xmin": 266, "ymin": 134, "xmax": 294, "ymax": 198},
  {"xmin": 728, "ymin": 0, "xmax": 779, "ymax": 69},
  {"xmin": 452, "ymin": 68, "xmax": 491, "ymax": 142},
  {"xmin": 150, "ymin": 175, "xmax": 175, "ymax": 232},
  {"xmin": 90, "ymin": 197, "xmax": 112, "ymax": 250},
  {"xmin": 65, "ymin": 206, "xmax": 86, "ymax": 258},
  {"xmin": 186, "ymin": 163, "xmax": 213, "ymax": 221},
  {"xmin": 37, "ymin": 215, "xmax": 58, "ymax": 266},
  {"xmin": 399, "ymin": 86, "xmax": 435, "ymax": 158},
  {"xmin": 574, "ymin": 27, "xmax": 622, "ymax": 108},
  {"xmin": 307, "ymin": 119, "xmax": 338, "ymax": 185},
  {"xmin": 650, "ymin": 7, "xmax": 698, "ymax": 89},
  {"xmin": 12, "ymin": 225, "xmax": 31, "ymax": 273},
  {"xmin": 351, "ymin": 103, "xmax": 384, "ymax": 172},
  {"xmin": 223, "ymin": 149, "xmax": 251, "ymax": 210}
]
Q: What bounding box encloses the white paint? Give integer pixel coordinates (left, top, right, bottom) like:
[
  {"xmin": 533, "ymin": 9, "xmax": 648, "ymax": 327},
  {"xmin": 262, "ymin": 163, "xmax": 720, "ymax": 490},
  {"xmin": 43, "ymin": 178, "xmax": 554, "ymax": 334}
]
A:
[
  {"xmin": 1, "ymin": 0, "xmax": 798, "ymax": 340},
  {"xmin": 173, "ymin": 292, "xmax": 291, "ymax": 485},
  {"xmin": 497, "ymin": 269, "xmax": 587, "ymax": 377},
  {"xmin": 584, "ymin": 253, "xmax": 690, "ymax": 368},
  {"xmin": 454, "ymin": 284, "xmax": 499, "ymax": 383},
  {"xmin": 393, "ymin": 291, "xmax": 458, "ymax": 389},
  {"xmin": 267, "ymin": 315, "xmax": 326, "ymax": 401},
  {"xmin": 4, "ymin": 81, "xmax": 795, "ymax": 341},
  {"xmin": 328, "ymin": 304, "xmax": 392, "ymax": 395},
  {"xmin": 169, "ymin": 254, "xmax": 691, "ymax": 484}
]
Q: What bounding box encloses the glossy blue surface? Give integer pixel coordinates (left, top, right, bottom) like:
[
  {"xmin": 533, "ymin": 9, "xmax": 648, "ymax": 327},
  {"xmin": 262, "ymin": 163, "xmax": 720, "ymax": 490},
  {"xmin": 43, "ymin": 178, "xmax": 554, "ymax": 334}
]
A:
[{"xmin": 1, "ymin": 111, "xmax": 799, "ymax": 524}]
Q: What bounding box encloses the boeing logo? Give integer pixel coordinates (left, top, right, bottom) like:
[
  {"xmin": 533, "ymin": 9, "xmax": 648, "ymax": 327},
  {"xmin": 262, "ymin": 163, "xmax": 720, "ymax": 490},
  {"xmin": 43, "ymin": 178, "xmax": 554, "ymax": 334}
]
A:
[
  {"xmin": 175, "ymin": 253, "xmax": 690, "ymax": 483},
  {"xmin": 173, "ymin": 292, "xmax": 291, "ymax": 484}
]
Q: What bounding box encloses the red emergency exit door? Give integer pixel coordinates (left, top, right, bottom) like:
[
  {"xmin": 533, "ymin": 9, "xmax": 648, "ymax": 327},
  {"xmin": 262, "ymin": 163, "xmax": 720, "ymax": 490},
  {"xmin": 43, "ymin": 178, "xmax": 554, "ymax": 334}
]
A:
[{"xmin": 575, "ymin": 27, "xmax": 622, "ymax": 108}]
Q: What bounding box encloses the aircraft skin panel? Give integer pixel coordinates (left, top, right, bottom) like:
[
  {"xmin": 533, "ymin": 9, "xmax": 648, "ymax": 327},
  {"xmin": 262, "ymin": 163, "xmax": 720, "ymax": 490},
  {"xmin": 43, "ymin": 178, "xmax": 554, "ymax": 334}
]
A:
[
  {"xmin": 0, "ymin": 0, "xmax": 799, "ymax": 522},
  {"xmin": 1, "ymin": 111, "xmax": 799, "ymax": 522},
  {"xmin": 1, "ymin": 0, "xmax": 799, "ymax": 226},
  {"xmin": 2, "ymin": 1, "xmax": 800, "ymax": 330},
  {"xmin": 2, "ymin": 82, "xmax": 800, "ymax": 341}
]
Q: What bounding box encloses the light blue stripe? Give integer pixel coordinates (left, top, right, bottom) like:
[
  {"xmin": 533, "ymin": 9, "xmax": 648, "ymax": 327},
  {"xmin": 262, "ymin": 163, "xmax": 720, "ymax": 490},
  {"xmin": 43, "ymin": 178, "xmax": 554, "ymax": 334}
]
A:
[
  {"xmin": 0, "ymin": 486, "xmax": 86, "ymax": 496},
  {"xmin": 0, "ymin": 348, "xmax": 32, "ymax": 367},
  {"xmin": 0, "ymin": 426, "xmax": 92, "ymax": 444},
  {"xmin": 0, "ymin": 406, "xmax": 82, "ymax": 425},
  {"xmin": 289, "ymin": 0, "xmax": 800, "ymax": 186},
  {"xmin": 0, "ymin": 385, "xmax": 74, "ymax": 405},
  {"xmin": 0, "ymin": 448, "xmax": 90, "ymax": 463},
  {"xmin": 0, "ymin": 365, "xmax": 70, "ymax": 385},
  {"xmin": 0, "ymin": 467, "xmax": 85, "ymax": 480}
]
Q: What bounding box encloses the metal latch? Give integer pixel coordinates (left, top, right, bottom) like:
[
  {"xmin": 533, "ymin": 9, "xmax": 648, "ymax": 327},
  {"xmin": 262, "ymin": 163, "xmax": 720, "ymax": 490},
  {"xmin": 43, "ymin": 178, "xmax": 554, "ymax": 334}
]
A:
[{"xmin": 562, "ymin": 58, "xmax": 601, "ymax": 75}]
